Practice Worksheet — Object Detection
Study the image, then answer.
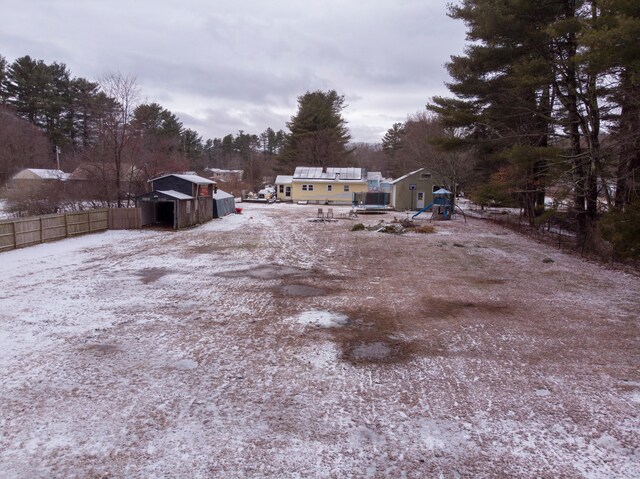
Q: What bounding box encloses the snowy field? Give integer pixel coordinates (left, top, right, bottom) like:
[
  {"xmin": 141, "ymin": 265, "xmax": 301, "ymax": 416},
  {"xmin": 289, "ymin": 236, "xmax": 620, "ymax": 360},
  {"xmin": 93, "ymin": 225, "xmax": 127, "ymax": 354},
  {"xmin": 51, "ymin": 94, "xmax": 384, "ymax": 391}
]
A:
[{"xmin": 0, "ymin": 203, "xmax": 639, "ymax": 478}]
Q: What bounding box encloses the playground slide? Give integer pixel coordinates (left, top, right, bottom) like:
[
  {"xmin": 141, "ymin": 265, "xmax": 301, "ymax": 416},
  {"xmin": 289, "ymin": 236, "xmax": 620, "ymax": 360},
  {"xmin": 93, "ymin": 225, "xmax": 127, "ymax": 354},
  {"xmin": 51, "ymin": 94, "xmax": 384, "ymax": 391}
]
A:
[{"xmin": 411, "ymin": 202, "xmax": 434, "ymax": 219}]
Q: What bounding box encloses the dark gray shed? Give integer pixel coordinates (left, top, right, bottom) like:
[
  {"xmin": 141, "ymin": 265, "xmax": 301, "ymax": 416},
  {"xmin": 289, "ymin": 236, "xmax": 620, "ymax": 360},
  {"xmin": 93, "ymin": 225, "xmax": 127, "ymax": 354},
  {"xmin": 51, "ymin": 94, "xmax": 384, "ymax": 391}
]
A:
[{"xmin": 136, "ymin": 174, "xmax": 215, "ymax": 229}]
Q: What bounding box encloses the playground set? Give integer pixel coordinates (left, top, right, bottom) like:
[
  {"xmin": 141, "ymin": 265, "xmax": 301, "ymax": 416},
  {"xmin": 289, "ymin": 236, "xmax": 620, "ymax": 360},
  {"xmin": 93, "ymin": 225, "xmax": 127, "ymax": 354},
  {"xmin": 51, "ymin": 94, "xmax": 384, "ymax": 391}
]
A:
[{"xmin": 411, "ymin": 188, "xmax": 466, "ymax": 221}]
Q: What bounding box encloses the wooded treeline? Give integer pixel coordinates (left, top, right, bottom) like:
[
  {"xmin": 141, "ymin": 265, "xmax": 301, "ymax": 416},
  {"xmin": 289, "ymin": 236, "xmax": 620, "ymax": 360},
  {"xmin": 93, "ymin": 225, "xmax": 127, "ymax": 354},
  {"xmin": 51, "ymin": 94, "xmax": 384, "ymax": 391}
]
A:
[
  {"xmin": 0, "ymin": 54, "xmax": 290, "ymax": 195},
  {"xmin": 421, "ymin": 0, "xmax": 639, "ymax": 258}
]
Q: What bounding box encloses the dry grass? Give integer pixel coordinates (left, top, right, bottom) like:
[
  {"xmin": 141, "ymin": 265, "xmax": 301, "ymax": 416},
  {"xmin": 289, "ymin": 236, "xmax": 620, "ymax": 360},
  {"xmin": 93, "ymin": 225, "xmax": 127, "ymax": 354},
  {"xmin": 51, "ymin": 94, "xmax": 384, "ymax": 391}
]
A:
[{"xmin": 414, "ymin": 224, "xmax": 437, "ymax": 234}]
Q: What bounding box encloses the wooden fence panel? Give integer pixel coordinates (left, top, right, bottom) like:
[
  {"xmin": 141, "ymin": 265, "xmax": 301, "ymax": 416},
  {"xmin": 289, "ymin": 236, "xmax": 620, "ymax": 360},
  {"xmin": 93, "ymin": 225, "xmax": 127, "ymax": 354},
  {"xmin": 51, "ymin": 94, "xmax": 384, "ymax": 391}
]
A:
[
  {"xmin": 42, "ymin": 214, "xmax": 67, "ymax": 242},
  {"xmin": 108, "ymin": 208, "xmax": 141, "ymax": 229},
  {"xmin": 66, "ymin": 212, "xmax": 91, "ymax": 236},
  {"xmin": 14, "ymin": 217, "xmax": 42, "ymax": 248},
  {"xmin": 0, "ymin": 222, "xmax": 16, "ymax": 251},
  {"xmin": 89, "ymin": 210, "xmax": 109, "ymax": 232}
]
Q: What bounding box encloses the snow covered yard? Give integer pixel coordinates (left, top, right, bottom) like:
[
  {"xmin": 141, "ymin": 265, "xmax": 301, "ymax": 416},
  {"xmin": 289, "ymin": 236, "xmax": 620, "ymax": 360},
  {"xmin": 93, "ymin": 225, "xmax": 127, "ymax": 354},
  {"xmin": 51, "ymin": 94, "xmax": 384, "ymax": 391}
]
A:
[{"xmin": 0, "ymin": 203, "xmax": 638, "ymax": 478}]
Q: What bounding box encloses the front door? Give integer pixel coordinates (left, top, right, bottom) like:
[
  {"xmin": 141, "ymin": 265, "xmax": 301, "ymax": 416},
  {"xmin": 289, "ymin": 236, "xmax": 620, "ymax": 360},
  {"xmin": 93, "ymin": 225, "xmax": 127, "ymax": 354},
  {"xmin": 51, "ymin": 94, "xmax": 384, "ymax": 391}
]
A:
[{"xmin": 417, "ymin": 191, "xmax": 425, "ymax": 209}]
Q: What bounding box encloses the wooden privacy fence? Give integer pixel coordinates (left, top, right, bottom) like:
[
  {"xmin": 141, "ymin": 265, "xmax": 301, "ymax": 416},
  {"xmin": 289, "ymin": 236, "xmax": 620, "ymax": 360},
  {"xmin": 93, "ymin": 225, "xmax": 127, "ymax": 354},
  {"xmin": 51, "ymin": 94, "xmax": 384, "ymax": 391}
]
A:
[
  {"xmin": 108, "ymin": 207, "xmax": 141, "ymax": 230},
  {"xmin": 0, "ymin": 208, "xmax": 141, "ymax": 253}
]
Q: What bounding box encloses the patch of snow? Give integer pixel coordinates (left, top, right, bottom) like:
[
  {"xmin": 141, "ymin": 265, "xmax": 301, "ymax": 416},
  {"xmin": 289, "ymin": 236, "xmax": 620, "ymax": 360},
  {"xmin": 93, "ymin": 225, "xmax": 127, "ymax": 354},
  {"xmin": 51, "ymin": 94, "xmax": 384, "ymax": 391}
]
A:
[{"xmin": 290, "ymin": 310, "xmax": 349, "ymax": 328}]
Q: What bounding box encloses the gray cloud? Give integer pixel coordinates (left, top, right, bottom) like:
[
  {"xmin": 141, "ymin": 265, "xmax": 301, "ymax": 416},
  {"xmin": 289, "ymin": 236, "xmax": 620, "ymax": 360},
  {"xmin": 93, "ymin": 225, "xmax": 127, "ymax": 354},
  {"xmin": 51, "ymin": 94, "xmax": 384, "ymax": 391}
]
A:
[{"xmin": 1, "ymin": 0, "xmax": 466, "ymax": 143}]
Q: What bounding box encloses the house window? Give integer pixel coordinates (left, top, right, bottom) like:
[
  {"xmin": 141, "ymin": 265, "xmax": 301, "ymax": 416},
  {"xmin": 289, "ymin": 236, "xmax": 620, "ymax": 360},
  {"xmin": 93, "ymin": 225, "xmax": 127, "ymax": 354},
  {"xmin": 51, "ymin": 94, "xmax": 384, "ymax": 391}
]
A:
[
  {"xmin": 302, "ymin": 184, "xmax": 307, "ymax": 191},
  {"xmin": 302, "ymin": 184, "xmax": 314, "ymax": 191},
  {"xmin": 327, "ymin": 184, "xmax": 333, "ymax": 192},
  {"xmin": 344, "ymin": 185, "xmax": 350, "ymax": 192},
  {"xmin": 279, "ymin": 185, "xmax": 284, "ymax": 193}
]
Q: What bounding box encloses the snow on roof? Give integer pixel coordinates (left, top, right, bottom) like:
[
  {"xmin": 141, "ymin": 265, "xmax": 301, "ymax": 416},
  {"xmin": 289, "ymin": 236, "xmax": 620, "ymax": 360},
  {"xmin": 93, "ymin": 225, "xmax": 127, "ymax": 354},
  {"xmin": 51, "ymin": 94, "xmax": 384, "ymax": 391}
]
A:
[
  {"xmin": 24, "ymin": 168, "xmax": 70, "ymax": 180},
  {"xmin": 151, "ymin": 173, "xmax": 215, "ymax": 184},
  {"xmin": 434, "ymin": 188, "xmax": 452, "ymax": 195},
  {"xmin": 213, "ymin": 189, "xmax": 234, "ymax": 200},
  {"xmin": 293, "ymin": 167, "xmax": 364, "ymax": 181},
  {"xmin": 389, "ymin": 168, "xmax": 426, "ymax": 185},
  {"xmin": 275, "ymin": 175, "xmax": 293, "ymax": 184},
  {"xmin": 367, "ymin": 171, "xmax": 383, "ymax": 181},
  {"xmin": 156, "ymin": 190, "xmax": 193, "ymax": 200}
]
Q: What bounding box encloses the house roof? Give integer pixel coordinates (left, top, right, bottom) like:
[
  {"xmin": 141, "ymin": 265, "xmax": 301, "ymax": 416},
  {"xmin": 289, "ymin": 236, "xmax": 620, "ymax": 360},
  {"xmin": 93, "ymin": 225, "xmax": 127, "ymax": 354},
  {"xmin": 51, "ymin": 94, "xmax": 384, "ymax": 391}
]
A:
[
  {"xmin": 434, "ymin": 188, "xmax": 452, "ymax": 195},
  {"xmin": 389, "ymin": 168, "xmax": 426, "ymax": 185},
  {"xmin": 293, "ymin": 167, "xmax": 365, "ymax": 181},
  {"xmin": 69, "ymin": 163, "xmax": 140, "ymax": 181},
  {"xmin": 367, "ymin": 171, "xmax": 384, "ymax": 181},
  {"xmin": 14, "ymin": 168, "xmax": 70, "ymax": 180},
  {"xmin": 151, "ymin": 173, "xmax": 215, "ymax": 185},
  {"xmin": 275, "ymin": 175, "xmax": 293, "ymax": 184}
]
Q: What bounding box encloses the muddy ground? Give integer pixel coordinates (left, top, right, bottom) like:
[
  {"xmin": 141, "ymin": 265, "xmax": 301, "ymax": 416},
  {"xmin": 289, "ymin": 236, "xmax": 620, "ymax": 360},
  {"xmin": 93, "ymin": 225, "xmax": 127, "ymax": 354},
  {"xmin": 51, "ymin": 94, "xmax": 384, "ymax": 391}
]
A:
[{"xmin": 0, "ymin": 203, "xmax": 638, "ymax": 478}]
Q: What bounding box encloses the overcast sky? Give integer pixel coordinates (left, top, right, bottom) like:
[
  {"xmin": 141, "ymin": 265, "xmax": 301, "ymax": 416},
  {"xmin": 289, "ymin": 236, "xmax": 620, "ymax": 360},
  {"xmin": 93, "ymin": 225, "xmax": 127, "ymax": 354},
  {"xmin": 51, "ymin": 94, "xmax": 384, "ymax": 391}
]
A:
[{"xmin": 1, "ymin": 0, "xmax": 467, "ymax": 143}]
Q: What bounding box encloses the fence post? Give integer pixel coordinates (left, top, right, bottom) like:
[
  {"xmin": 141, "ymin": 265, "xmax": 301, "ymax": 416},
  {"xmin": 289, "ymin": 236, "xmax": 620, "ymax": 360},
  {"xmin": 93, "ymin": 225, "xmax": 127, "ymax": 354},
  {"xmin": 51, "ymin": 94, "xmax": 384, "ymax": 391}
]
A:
[
  {"xmin": 88, "ymin": 212, "xmax": 92, "ymax": 232},
  {"xmin": 40, "ymin": 217, "xmax": 44, "ymax": 244},
  {"xmin": 64, "ymin": 212, "xmax": 69, "ymax": 237},
  {"xmin": 12, "ymin": 221, "xmax": 17, "ymax": 249}
]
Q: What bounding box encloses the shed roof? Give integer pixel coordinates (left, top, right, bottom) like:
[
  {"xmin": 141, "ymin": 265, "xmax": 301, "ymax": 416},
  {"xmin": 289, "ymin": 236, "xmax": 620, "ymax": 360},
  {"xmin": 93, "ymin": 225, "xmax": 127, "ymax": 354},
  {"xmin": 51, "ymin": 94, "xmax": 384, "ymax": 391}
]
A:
[
  {"xmin": 151, "ymin": 173, "xmax": 215, "ymax": 185},
  {"xmin": 156, "ymin": 190, "xmax": 193, "ymax": 200},
  {"xmin": 213, "ymin": 190, "xmax": 234, "ymax": 200}
]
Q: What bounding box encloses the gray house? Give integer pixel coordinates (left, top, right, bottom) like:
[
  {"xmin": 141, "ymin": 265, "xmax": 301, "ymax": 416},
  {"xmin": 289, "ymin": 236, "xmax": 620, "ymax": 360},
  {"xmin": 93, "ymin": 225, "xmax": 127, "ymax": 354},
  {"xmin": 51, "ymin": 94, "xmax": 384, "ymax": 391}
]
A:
[{"xmin": 136, "ymin": 174, "xmax": 215, "ymax": 229}]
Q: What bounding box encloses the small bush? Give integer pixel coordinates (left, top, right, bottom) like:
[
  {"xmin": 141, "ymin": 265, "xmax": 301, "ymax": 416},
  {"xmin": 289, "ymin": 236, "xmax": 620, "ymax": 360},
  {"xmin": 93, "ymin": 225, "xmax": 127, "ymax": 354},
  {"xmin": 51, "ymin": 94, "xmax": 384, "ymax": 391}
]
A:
[
  {"xmin": 542, "ymin": 257, "xmax": 554, "ymax": 264},
  {"xmin": 351, "ymin": 223, "xmax": 365, "ymax": 231}
]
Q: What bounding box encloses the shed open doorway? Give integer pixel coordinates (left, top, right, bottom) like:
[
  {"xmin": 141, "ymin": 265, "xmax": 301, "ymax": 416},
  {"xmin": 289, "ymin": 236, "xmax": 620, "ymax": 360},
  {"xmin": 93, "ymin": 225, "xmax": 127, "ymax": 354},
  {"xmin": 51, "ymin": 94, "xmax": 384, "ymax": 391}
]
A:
[{"xmin": 156, "ymin": 201, "xmax": 175, "ymax": 228}]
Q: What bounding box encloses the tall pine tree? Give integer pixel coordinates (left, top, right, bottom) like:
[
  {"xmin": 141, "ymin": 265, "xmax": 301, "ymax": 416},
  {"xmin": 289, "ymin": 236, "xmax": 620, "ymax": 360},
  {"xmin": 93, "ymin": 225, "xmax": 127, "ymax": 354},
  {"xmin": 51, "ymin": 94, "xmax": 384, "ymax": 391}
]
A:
[{"xmin": 279, "ymin": 90, "xmax": 351, "ymax": 172}]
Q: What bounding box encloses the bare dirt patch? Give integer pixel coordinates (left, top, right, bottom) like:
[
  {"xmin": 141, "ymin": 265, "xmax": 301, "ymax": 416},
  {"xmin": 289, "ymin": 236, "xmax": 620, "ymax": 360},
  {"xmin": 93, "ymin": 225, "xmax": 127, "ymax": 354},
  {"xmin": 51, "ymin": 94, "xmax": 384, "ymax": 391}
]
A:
[
  {"xmin": 81, "ymin": 343, "xmax": 121, "ymax": 353},
  {"xmin": 275, "ymin": 284, "xmax": 327, "ymax": 297},
  {"xmin": 421, "ymin": 297, "xmax": 513, "ymax": 319},
  {"xmin": 136, "ymin": 267, "xmax": 174, "ymax": 284},
  {"xmin": 218, "ymin": 264, "xmax": 312, "ymax": 280}
]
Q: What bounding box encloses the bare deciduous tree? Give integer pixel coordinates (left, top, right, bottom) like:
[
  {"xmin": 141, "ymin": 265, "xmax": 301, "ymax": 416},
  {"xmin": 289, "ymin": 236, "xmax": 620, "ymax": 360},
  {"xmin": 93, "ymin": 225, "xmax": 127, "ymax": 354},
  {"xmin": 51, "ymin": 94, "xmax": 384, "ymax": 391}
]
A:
[{"xmin": 96, "ymin": 73, "xmax": 140, "ymax": 207}]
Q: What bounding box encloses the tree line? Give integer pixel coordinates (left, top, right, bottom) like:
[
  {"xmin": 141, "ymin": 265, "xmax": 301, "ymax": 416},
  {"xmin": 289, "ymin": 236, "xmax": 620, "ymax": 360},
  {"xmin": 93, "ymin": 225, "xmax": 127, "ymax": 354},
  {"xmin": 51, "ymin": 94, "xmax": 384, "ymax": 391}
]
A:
[
  {"xmin": 379, "ymin": 0, "xmax": 638, "ymax": 259},
  {"xmin": 0, "ymin": 54, "xmax": 291, "ymax": 197}
]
